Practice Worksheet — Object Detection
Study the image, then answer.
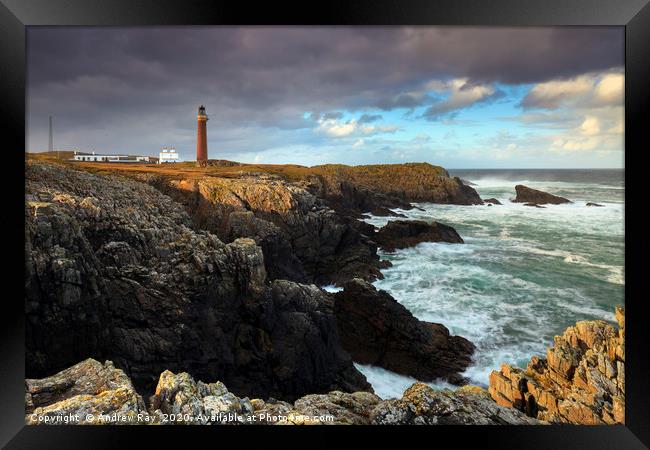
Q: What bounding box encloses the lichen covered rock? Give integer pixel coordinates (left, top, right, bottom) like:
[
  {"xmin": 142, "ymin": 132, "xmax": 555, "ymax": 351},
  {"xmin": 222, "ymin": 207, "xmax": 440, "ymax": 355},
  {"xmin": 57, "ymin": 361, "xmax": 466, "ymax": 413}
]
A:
[
  {"xmin": 142, "ymin": 173, "xmax": 386, "ymax": 285},
  {"xmin": 370, "ymin": 383, "xmax": 542, "ymax": 425},
  {"xmin": 25, "ymin": 359, "xmax": 146, "ymax": 425},
  {"xmin": 25, "ymin": 161, "xmax": 370, "ymax": 401},
  {"xmin": 488, "ymin": 307, "xmax": 625, "ymax": 424},
  {"xmin": 26, "ymin": 363, "xmax": 538, "ymax": 425}
]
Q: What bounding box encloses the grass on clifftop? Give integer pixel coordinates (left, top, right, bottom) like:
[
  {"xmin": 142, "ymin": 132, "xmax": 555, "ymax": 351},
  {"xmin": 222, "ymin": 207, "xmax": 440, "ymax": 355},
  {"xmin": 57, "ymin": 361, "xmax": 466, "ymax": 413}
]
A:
[{"xmin": 26, "ymin": 152, "xmax": 451, "ymax": 184}]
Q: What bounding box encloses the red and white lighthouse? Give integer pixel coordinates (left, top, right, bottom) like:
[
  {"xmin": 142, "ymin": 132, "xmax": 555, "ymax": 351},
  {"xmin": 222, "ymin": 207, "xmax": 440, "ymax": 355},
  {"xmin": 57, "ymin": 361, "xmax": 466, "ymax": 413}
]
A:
[{"xmin": 196, "ymin": 105, "xmax": 209, "ymax": 162}]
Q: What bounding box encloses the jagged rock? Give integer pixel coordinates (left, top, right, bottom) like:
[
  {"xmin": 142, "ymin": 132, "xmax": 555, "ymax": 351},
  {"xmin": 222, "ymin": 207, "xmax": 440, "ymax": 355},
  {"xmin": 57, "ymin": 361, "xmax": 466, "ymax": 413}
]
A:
[
  {"xmin": 488, "ymin": 307, "xmax": 625, "ymax": 424},
  {"xmin": 25, "ymin": 359, "xmax": 146, "ymax": 425},
  {"xmin": 226, "ymin": 210, "xmax": 308, "ymax": 282},
  {"xmin": 63, "ymin": 160, "xmax": 482, "ymax": 286},
  {"xmin": 311, "ymin": 179, "xmax": 412, "ymax": 218},
  {"xmin": 258, "ymin": 280, "xmax": 373, "ymax": 398},
  {"xmin": 141, "ymin": 174, "xmax": 386, "ymax": 285},
  {"xmin": 26, "ymin": 363, "xmax": 539, "ymax": 425},
  {"xmin": 276, "ymin": 391, "xmax": 383, "ymax": 424},
  {"xmin": 333, "ymin": 279, "xmax": 475, "ymax": 384},
  {"xmin": 370, "ymin": 383, "xmax": 542, "ymax": 425},
  {"xmin": 483, "ymin": 198, "xmax": 502, "ymax": 205},
  {"xmin": 373, "ymin": 219, "xmax": 463, "ymax": 252},
  {"xmin": 25, "ymin": 161, "xmax": 370, "ymax": 402},
  {"xmin": 512, "ymin": 185, "xmax": 571, "ymax": 205},
  {"xmin": 149, "ymin": 370, "xmax": 253, "ymax": 424},
  {"xmin": 307, "ymin": 163, "xmax": 483, "ymax": 208},
  {"xmin": 586, "ymin": 202, "xmax": 604, "ymax": 207}
]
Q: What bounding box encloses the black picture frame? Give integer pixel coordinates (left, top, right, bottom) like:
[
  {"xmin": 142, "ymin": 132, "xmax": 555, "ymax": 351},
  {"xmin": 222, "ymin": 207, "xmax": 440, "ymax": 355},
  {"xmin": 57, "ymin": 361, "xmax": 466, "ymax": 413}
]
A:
[{"xmin": 2, "ymin": 0, "xmax": 648, "ymax": 448}]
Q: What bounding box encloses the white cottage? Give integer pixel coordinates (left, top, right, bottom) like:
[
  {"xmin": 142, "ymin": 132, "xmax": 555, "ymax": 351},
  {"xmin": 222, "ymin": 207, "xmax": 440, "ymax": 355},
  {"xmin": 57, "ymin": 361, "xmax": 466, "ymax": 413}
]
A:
[{"xmin": 159, "ymin": 146, "xmax": 180, "ymax": 164}]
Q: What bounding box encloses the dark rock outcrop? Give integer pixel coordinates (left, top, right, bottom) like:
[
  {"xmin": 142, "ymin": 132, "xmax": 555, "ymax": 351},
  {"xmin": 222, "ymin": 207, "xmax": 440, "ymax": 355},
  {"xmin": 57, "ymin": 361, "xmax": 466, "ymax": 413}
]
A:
[
  {"xmin": 483, "ymin": 198, "xmax": 502, "ymax": 205},
  {"xmin": 373, "ymin": 219, "xmax": 463, "ymax": 252},
  {"xmin": 513, "ymin": 185, "xmax": 571, "ymax": 205},
  {"xmin": 140, "ymin": 174, "xmax": 385, "ymax": 286},
  {"xmin": 488, "ymin": 307, "xmax": 625, "ymax": 424},
  {"xmin": 333, "ymin": 279, "xmax": 475, "ymax": 384},
  {"xmin": 25, "ymin": 161, "xmax": 370, "ymax": 402},
  {"xmin": 306, "ymin": 163, "xmax": 484, "ymax": 213},
  {"xmin": 26, "ymin": 361, "xmax": 540, "ymax": 425},
  {"xmin": 586, "ymin": 202, "xmax": 604, "ymax": 207},
  {"xmin": 313, "ymin": 178, "xmax": 412, "ymax": 218},
  {"xmin": 68, "ymin": 161, "xmax": 483, "ymax": 286}
]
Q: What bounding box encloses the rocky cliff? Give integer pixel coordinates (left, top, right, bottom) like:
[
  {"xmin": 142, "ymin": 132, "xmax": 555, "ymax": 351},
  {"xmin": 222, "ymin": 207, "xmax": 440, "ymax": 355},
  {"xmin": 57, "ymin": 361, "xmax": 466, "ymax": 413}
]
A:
[
  {"xmin": 138, "ymin": 173, "xmax": 385, "ymax": 286},
  {"xmin": 306, "ymin": 163, "xmax": 483, "ymax": 214},
  {"xmin": 334, "ymin": 279, "xmax": 475, "ymax": 384},
  {"xmin": 26, "ymin": 359, "xmax": 540, "ymax": 425},
  {"xmin": 488, "ymin": 307, "xmax": 625, "ymax": 424},
  {"xmin": 29, "ymin": 305, "xmax": 625, "ymax": 427},
  {"xmin": 25, "ymin": 161, "xmax": 369, "ymax": 401},
  {"xmin": 24, "ymin": 159, "xmax": 478, "ymax": 408},
  {"xmin": 65, "ymin": 159, "xmax": 482, "ymax": 286}
]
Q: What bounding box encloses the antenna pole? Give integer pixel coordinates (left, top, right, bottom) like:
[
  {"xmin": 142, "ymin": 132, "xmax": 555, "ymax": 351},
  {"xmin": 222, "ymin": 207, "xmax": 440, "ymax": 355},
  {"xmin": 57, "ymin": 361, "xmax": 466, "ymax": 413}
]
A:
[{"xmin": 49, "ymin": 116, "xmax": 54, "ymax": 155}]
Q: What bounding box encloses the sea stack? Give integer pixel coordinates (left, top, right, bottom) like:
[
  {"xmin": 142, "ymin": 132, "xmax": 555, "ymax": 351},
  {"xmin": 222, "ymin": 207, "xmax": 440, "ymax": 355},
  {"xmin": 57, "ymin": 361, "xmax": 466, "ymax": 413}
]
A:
[
  {"xmin": 512, "ymin": 185, "xmax": 571, "ymax": 205},
  {"xmin": 197, "ymin": 105, "xmax": 209, "ymax": 162}
]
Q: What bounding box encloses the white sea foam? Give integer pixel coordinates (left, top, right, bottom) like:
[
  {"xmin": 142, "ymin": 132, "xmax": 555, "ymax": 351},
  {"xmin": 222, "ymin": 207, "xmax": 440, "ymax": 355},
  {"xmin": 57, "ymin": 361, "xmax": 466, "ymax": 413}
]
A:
[
  {"xmin": 357, "ymin": 175, "xmax": 624, "ymax": 393},
  {"xmin": 562, "ymin": 255, "xmax": 625, "ymax": 285},
  {"xmin": 354, "ymin": 364, "xmax": 456, "ymax": 399},
  {"xmin": 321, "ymin": 284, "xmax": 343, "ymax": 293}
]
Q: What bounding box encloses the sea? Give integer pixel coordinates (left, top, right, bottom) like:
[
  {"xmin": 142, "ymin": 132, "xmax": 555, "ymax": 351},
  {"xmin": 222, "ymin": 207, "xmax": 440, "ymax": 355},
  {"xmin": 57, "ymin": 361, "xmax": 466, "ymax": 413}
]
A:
[{"xmin": 347, "ymin": 169, "xmax": 625, "ymax": 399}]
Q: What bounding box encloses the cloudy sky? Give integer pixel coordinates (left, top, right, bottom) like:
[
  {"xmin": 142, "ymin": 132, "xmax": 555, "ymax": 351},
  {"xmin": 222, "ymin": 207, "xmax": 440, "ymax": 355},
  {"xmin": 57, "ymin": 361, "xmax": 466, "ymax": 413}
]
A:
[{"xmin": 27, "ymin": 27, "xmax": 624, "ymax": 168}]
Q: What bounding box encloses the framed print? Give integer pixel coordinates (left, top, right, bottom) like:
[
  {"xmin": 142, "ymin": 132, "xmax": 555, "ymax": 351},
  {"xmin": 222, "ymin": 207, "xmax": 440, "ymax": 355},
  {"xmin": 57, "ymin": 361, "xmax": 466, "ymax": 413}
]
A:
[{"xmin": 1, "ymin": 0, "xmax": 649, "ymax": 448}]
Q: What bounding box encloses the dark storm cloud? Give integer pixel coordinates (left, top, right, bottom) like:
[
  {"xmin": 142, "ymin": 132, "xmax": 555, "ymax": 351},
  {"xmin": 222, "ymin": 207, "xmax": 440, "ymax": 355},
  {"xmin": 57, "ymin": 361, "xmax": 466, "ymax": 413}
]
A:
[
  {"xmin": 27, "ymin": 26, "xmax": 623, "ymax": 154},
  {"xmin": 375, "ymin": 93, "xmax": 431, "ymax": 111},
  {"xmin": 322, "ymin": 112, "xmax": 345, "ymax": 120},
  {"xmin": 423, "ymin": 88, "xmax": 507, "ymax": 120},
  {"xmin": 358, "ymin": 114, "xmax": 383, "ymax": 124}
]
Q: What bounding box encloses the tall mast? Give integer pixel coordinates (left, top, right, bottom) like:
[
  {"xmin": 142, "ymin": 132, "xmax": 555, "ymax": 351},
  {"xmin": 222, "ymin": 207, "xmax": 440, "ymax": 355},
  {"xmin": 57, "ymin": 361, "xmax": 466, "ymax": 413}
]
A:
[{"xmin": 48, "ymin": 116, "xmax": 54, "ymax": 156}]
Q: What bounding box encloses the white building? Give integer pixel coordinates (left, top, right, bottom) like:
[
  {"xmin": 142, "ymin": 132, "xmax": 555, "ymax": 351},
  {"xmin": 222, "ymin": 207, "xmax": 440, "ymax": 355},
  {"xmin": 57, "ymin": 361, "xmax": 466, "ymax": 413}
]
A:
[
  {"xmin": 159, "ymin": 146, "xmax": 180, "ymax": 164},
  {"xmin": 72, "ymin": 150, "xmax": 151, "ymax": 163}
]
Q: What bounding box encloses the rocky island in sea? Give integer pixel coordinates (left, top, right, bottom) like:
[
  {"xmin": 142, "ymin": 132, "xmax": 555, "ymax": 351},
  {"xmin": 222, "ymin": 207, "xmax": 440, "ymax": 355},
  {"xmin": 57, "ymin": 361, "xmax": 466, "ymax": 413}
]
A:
[{"xmin": 24, "ymin": 155, "xmax": 625, "ymax": 425}]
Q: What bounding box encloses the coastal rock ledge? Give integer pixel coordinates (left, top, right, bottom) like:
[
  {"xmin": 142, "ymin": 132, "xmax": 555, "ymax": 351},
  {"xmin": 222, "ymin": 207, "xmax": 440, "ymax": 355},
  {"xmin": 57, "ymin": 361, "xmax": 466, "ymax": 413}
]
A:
[
  {"xmin": 25, "ymin": 161, "xmax": 369, "ymax": 401},
  {"xmin": 26, "ymin": 359, "xmax": 540, "ymax": 425},
  {"xmin": 334, "ymin": 279, "xmax": 475, "ymax": 384},
  {"xmin": 488, "ymin": 307, "xmax": 625, "ymax": 424}
]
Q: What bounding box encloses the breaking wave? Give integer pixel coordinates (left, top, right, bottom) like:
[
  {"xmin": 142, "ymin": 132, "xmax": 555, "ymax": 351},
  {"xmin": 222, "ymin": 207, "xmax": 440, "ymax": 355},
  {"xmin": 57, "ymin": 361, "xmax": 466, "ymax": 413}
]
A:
[{"xmin": 358, "ymin": 170, "xmax": 624, "ymax": 398}]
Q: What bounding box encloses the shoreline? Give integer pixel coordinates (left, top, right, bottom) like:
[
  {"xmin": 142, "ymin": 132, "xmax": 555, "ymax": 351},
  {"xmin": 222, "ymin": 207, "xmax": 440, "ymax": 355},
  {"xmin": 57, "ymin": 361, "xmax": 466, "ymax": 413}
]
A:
[
  {"xmin": 24, "ymin": 157, "xmax": 625, "ymax": 424},
  {"xmin": 359, "ymin": 178, "xmax": 622, "ymax": 395}
]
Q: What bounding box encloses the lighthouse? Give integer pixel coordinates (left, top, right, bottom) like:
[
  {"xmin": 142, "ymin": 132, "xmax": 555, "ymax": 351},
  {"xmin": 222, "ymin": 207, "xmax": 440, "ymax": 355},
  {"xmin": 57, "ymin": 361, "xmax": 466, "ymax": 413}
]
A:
[{"xmin": 196, "ymin": 105, "xmax": 209, "ymax": 162}]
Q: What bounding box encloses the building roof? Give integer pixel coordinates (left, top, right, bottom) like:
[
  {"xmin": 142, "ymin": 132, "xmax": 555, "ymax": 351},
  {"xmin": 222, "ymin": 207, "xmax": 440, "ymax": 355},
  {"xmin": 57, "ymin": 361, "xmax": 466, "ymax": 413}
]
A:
[{"xmin": 74, "ymin": 152, "xmax": 151, "ymax": 159}]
